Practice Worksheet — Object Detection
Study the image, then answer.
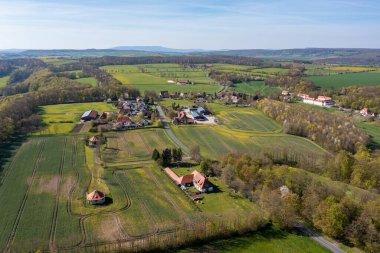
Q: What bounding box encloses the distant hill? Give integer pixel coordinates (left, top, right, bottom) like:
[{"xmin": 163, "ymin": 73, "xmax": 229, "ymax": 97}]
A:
[
  {"xmin": 204, "ymin": 48, "xmax": 380, "ymax": 64},
  {"xmin": 111, "ymin": 46, "xmax": 206, "ymax": 53},
  {"xmin": 1, "ymin": 47, "xmax": 380, "ymax": 64}
]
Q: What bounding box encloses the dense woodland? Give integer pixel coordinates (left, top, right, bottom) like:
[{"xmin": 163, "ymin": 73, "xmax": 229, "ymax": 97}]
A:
[
  {"xmin": 212, "ymin": 152, "xmax": 380, "ymax": 253},
  {"xmin": 256, "ymin": 99, "xmax": 369, "ymax": 153},
  {"xmin": 337, "ymin": 86, "xmax": 380, "ymax": 114}
]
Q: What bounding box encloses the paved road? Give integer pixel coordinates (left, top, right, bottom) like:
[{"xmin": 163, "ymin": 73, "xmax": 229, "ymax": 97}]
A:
[
  {"xmin": 156, "ymin": 106, "xmax": 190, "ymax": 153},
  {"xmin": 296, "ymin": 225, "xmax": 345, "ymax": 253},
  {"xmin": 156, "ymin": 105, "xmax": 345, "ymax": 253}
]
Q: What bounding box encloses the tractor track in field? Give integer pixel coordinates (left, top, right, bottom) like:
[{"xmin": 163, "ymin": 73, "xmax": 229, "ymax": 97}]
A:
[
  {"xmin": 49, "ymin": 137, "xmax": 67, "ymax": 252},
  {"xmin": 137, "ymin": 133, "xmax": 153, "ymax": 154},
  {"xmin": 143, "ymin": 167, "xmax": 194, "ymax": 227},
  {"xmin": 3, "ymin": 140, "xmax": 46, "ymax": 253},
  {"xmin": 122, "ymin": 172, "xmax": 160, "ymax": 235},
  {"xmin": 120, "ymin": 133, "xmax": 132, "ymax": 156},
  {"xmin": 0, "ymin": 141, "xmax": 28, "ymax": 187}
]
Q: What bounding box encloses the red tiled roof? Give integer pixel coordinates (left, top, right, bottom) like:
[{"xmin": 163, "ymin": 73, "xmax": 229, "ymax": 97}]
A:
[
  {"xmin": 86, "ymin": 190, "xmax": 105, "ymax": 201},
  {"xmin": 192, "ymin": 170, "xmax": 211, "ymax": 190},
  {"xmin": 179, "ymin": 174, "xmax": 194, "ymax": 184}
]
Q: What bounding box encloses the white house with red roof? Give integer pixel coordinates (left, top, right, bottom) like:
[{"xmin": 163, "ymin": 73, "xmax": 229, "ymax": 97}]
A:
[{"xmin": 86, "ymin": 190, "xmax": 105, "ymax": 205}]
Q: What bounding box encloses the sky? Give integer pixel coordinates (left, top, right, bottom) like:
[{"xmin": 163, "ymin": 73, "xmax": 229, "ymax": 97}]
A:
[{"xmin": 0, "ymin": 0, "xmax": 379, "ymax": 50}]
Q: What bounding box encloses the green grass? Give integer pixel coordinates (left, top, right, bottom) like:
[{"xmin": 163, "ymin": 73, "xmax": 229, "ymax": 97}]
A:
[
  {"xmin": 307, "ymin": 72, "xmax": 380, "ymax": 88},
  {"xmin": 356, "ymin": 121, "xmax": 380, "ymax": 149},
  {"xmin": 76, "ymin": 77, "xmax": 98, "ymax": 86},
  {"xmin": 101, "ymin": 64, "xmax": 221, "ymax": 94},
  {"xmin": 36, "ymin": 102, "xmax": 115, "ymax": 134},
  {"xmin": 229, "ymin": 81, "xmax": 281, "ymax": 95},
  {"xmin": 177, "ymin": 227, "xmax": 331, "ymax": 253},
  {"xmin": 0, "ymin": 76, "xmax": 9, "ymax": 87}
]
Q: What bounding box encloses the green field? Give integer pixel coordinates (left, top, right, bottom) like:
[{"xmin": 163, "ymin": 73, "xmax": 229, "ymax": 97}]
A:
[
  {"xmin": 177, "ymin": 227, "xmax": 331, "ymax": 253},
  {"xmin": 0, "ymin": 76, "xmax": 9, "ymax": 87},
  {"xmin": 307, "ymin": 72, "xmax": 380, "ymax": 88},
  {"xmin": 101, "ymin": 64, "xmax": 221, "ymax": 94},
  {"xmin": 229, "ymin": 81, "xmax": 281, "ymax": 95},
  {"xmin": 356, "ymin": 121, "xmax": 380, "ymax": 149},
  {"xmin": 76, "ymin": 77, "xmax": 98, "ymax": 86},
  {"xmin": 36, "ymin": 102, "xmax": 115, "ymax": 134}
]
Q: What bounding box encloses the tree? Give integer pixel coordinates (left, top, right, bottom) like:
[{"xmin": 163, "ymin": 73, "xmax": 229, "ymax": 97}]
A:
[
  {"xmin": 152, "ymin": 149, "xmax": 160, "ymax": 161},
  {"xmin": 200, "ymin": 160, "xmax": 211, "ymax": 175},
  {"xmin": 313, "ymin": 196, "xmax": 349, "ymax": 238},
  {"xmin": 177, "ymin": 148, "xmax": 183, "ymax": 163},
  {"xmin": 190, "ymin": 145, "xmax": 201, "ymax": 163},
  {"xmin": 161, "ymin": 148, "xmax": 172, "ymax": 167}
]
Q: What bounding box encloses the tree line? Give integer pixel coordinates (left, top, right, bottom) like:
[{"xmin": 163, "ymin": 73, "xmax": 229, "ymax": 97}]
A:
[
  {"xmin": 256, "ymin": 99, "xmax": 369, "ymax": 153},
  {"xmin": 211, "ymin": 152, "xmax": 379, "ymax": 253}
]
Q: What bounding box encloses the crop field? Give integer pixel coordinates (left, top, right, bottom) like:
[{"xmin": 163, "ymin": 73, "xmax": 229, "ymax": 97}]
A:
[
  {"xmin": 307, "ymin": 72, "xmax": 380, "ymax": 88},
  {"xmin": 211, "ymin": 64, "xmax": 289, "ymax": 78},
  {"xmin": 177, "ymin": 227, "xmax": 331, "ymax": 253},
  {"xmin": 102, "ymin": 129, "xmax": 177, "ymax": 165},
  {"xmin": 171, "ymin": 125, "xmax": 326, "ymax": 159},
  {"xmin": 0, "ymin": 76, "xmax": 9, "ymax": 87},
  {"xmin": 101, "ymin": 64, "xmax": 221, "ymax": 94},
  {"xmin": 36, "ymin": 102, "xmax": 115, "ymax": 134},
  {"xmin": 42, "ymin": 58, "xmax": 78, "ymax": 65},
  {"xmin": 229, "ymin": 81, "xmax": 281, "ymax": 95}
]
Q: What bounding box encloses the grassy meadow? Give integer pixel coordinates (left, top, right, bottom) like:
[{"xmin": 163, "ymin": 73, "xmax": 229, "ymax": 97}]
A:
[
  {"xmin": 36, "ymin": 102, "xmax": 115, "ymax": 134},
  {"xmin": 229, "ymin": 81, "xmax": 281, "ymax": 95},
  {"xmin": 176, "ymin": 227, "xmax": 331, "ymax": 253},
  {"xmin": 0, "ymin": 76, "xmax": 9, "ymax": 87}
]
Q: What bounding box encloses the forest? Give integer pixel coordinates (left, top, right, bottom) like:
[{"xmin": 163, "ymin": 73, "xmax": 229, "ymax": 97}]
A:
[
  {"xmin": 211, "ymin": 152, "xmax": 380, "ymax": 253},
  {"xmin": 256, "ymin": 99, "xmax": 369, "ymax": 153}
]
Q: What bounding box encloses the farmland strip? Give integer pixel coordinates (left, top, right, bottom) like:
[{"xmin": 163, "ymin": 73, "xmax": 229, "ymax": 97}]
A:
[
  {"xmin": 3, "ymin": 140, "xmax": 46, "ymax": 253},
  {"xmin": 49, "ymin": 137, "xmax": 67, "ymax": 251}
]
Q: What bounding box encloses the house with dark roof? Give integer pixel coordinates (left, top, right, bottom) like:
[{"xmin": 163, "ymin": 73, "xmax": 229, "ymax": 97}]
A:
[
  {"xmin": 81, "ymin": 110, "xmax": 98, "ymax": 121},
  {"xmin": 160, "ymin": 91, "xmax": 169, "ymax": 98}
]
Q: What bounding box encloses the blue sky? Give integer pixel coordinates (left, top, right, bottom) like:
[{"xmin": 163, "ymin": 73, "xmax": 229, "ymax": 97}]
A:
[{"xmin": 0, "ymin": 0, "xmax": 379, "ymax": 49}]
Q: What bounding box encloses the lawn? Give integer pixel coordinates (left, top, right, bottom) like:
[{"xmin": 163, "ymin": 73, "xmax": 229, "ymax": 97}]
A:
[
  {"xmin": 36, "ymin": 102, "xmax": 115, "ymax": 134},
  {"xmin": 0, "ymin": 76, "xmax": 9, "ymax": 87},
  {"xmin": 307, "ymin": 72, "xmax": 380, "ymax": 88},
  {"xmin": 176, "ymin": 227, "xmax": 331, "ymax": 253}
]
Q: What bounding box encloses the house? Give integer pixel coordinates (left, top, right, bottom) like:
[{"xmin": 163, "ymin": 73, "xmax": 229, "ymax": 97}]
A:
[
  {"xmin": 81, "ymin": 110, "xmax": 98, "ymax": 121},
  {"xmin": 192, "ymin": 170, "xmax": 213, "ymax": 193},
  {"xmin": 88, "ymin": 136, "xmax": 99, "ymax": 147},
  {"xmin": 160, "ymin": 91, "xmax": 169, "ymax": 98},
  {"xmin": 297, "ymin": 93, "xmax": 309, "ymax": 99},
  {"xmin": 282, "ymin": 90, "xmax": 289, "ymax": 96},
  {"xmin": 86, "ymin": 190, "xmax": 105, "ymax": 205}
]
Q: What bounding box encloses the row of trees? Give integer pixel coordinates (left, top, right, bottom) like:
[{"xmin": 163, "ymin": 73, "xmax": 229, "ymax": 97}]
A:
[
  {"xmin": 256, "ymin": 99, "xmax": 369, "ymax": 153},
  {"xmin": 208, "ymin": 70, "xmax": 257, "ymax": 85},
  {"xmin": 213, "ymin": 152, "xmax": 380, "ymax": 252},
  {"xmin": 152, "ymin": 148, "xmax": 183, "ymax": 166}
]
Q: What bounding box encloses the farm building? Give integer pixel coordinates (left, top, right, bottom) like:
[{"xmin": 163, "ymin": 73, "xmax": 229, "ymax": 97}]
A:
[
  {"xmin": 192, "ymin": 170, "xmax": 214, "ymax": 193},
  {"xmin": 81, "ymin": 110, "xmax": 99, "ymax": 121},
  {"xmin": 86, "ymin": 190, "xmax": 105, "ymax": 205},
  {"xmin": 88, "ymin": 136, "xmax": 99, "ymax": 147},
  {"xmin": 302, "ymin": 95, "xmax": 335, "ymax": 107},
  {"xmin": 164, "ymin": 168, "xmax": 213, "ymax": 192}
]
